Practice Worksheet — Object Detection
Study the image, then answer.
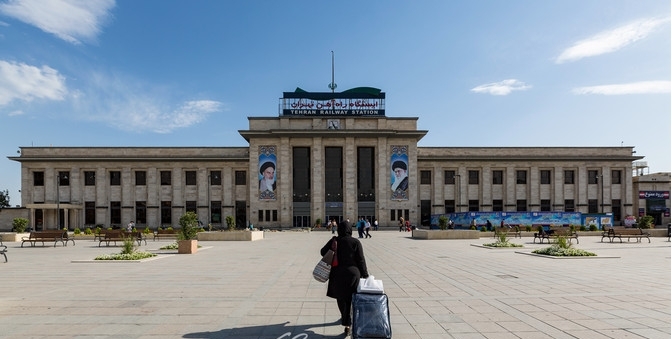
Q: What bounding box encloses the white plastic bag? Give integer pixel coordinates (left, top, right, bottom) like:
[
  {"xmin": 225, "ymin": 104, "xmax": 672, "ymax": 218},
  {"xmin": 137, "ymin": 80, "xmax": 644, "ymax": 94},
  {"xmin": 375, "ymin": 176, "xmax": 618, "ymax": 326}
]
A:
[{"xmin": 357, "ymin": 275, "xmax": 384, "ymax": 294}]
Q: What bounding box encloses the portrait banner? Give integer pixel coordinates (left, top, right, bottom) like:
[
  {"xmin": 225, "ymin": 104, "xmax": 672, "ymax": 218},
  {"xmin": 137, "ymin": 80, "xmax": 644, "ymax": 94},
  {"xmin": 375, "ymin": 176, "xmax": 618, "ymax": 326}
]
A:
[
  {"xmin": 259, "ymin": 146, "xmax": 277, "ymax": 200},
  {"xmin": 390, "ymin": 145, "xmax": 409, "ymax": 200}
]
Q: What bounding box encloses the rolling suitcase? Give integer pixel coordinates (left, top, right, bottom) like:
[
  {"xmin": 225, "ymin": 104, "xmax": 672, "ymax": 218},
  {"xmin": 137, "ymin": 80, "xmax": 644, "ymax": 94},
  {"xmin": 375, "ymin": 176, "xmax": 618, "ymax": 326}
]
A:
[{"xmin": 351, "ymin": 292, "xmax": 392, "ymax": 339}]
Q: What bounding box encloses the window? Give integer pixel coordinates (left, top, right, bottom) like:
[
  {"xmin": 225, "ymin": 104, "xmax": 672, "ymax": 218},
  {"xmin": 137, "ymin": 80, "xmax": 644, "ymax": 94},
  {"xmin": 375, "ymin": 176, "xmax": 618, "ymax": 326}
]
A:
[
  {"xmin": 564, "ymin": 170, "xmax": 575, "ymax": 184},
  {"xmin": 272, "ymin": 210, "xmax": 278, "ymax": 221},
  {"xmin": 516, "ymin": 199, "xmax": 527, "ymax": 212},
  {"xmin": 492, "ymin": 170, "xmax": 503, "ymax": 185},
  {"xmin": 33, "ymin": 171, "xmax": 44, "ymax": 186},
  {"xmin": 110, "ymin": 171, "xmax": 121, "ymax": 186},
  {"xmin": 210, "ymin": 201, "xmax": 221, "ymax": 223},
  {"xmin": 444, "ymin": 200, "xmax": 455, "ymax": 213},
  {"xmin": 588, "ymin": 199, "xmax": 598, "ymax": 213},
  {"xmin": 420, "ymin": 170, "xmax": 431, "ymax": 184},
  {"xmin": 84, "ymin": 171, "xmax": 96, "ymax": 186},
  {"xmin": 135, "ymin": 171, "xmax": 146, "ymax": 186},
  {"xmin": 468, "ymin": 170, "xmax": 479, "ymax": 185},
  {"xmin": 210, "ymin": 171, "xmax": 222, "ymax": 185},
  {"xmin": 58, "ymin": 171, "xmax": 70, "ymax": 186},
  {"xmin": 135, "ymin": 201, "xmax": 147, "ymax": 224},
  {"xmin": 235, "ymin": 170, "xmax": 246, "ymax": 185},
  {"xmin": 186, "ymin": 201, "xmax": 197, "ymax": 213},
  {"xmin": 258, "ymin": 210, "xmax": 263, "ymax": 222},
  {"xmin": 493, "ymin": 199, "xmax": 503, "ymax": 211},
  {"xmin": 564, "ymin": 199, "xmax": 575, "ymax": 212},
  {"xmin": 468, "ymin": 200, "xmax": 479, "ymax": 212},
  {"xmin": 160, "ymin": 171, "xmax": 171, "ymax": 185},
  {"xmin": 161, "ymin": 201, "xmax": 172, "ymax": 225},
  {"xmin": 185, "ymin": 171, "xmax": 197, "ymax": 186},
  {"xmin": 85, "ymin": 201, "xmax": 95, "ymax": 225},
  {"xmin": 588, "ymin": 170, "xmax": 599, "ymax": 184},
  {"xmin": 612, "ymin": 199, "xmax": 622, "ymax": 221},
  {"xmin": 540, "ymin": 170, "xmax": 551, "ymax": 185},
  {"xmin": 516, "ymin": 170, "xmax": 527, "ymax": 184},
  {"xmin": 444, "ymin": 170, "xmax": 456, "ymax": 184},
  {"xmin": 541, "ymin": 199, "xmax": 551, "ymax": 211},
  {"xmin": 111, "ymin": 201, "xmax": 121, "ymax": 224},
  {"xmin": 611, "ymin": 170, "xmax": 622, "ymax": 184},
  {"xmin": 265, "ymin": 210, "xmax": 271, "ymax": 222}
]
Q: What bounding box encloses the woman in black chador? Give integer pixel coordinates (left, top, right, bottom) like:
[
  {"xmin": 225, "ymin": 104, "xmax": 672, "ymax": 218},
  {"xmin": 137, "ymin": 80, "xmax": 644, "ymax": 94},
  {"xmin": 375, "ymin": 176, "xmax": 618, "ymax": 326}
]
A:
[{"xmin": 320, "ymin": 220, "xmax": 369, "ymax": 336}]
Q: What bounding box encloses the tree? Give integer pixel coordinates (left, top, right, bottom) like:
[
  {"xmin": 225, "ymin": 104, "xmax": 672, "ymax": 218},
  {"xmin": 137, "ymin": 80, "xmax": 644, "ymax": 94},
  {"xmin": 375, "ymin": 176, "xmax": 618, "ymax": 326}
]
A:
[{"xmin": 0, "ymin": 189, "xmax": 9, "ymax": 209}]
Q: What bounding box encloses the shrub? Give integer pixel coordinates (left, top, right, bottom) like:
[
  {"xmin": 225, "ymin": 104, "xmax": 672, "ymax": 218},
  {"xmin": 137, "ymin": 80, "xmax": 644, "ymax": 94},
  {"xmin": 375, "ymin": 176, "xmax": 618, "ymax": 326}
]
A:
[
  {"xmin": 637, "ymin": 215, "xmax": 654, "ymax": 229},
  {"xmin": 73, "ymin": 228, "xmax": 81, "ymax": 235},
  {"xmin": 588, "ymin": 224, "xmax": 598, "ymax": 231},
  {"xmin": 438, "ymin": 216, "xmax": 448, "ymax": 230},
  {"xmin": 84, "ymin": 227, "xmax": 93, "ymax": 235},
  {"xmin": 178, "ymin": 211, "xmax": 199, "ymax": 240},
  {"xmin": 579, "ymin": 225, "xmax": 587, "ymax": 231},
  {"xmin": 226, "ymin": 215, "xmax": 235, "ymax": 231},
  {"xmin": 12, "ymin": 217, "xmax": 29, "ymax": 233}
]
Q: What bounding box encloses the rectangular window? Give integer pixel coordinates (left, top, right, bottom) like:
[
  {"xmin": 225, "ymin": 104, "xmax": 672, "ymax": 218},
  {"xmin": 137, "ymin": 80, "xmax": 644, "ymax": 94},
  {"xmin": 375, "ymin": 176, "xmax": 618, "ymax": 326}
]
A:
[
  {"xmin": 468, "ymin": 170, "xmax": 479, "ymax": 185},
  {"xmin": 516, "ymin": 170, "xmax": 527, "ymax": 184},
  {"xmin": 34, "ymin": 171, "xmax": 44, "ymax": 186},
  {"xmin": 258, "ymin": 210, "xmax": 263, "ymax": 222},
  {"xmin": 110, "ymin": 171, "xmax": 121, "ymax": 186},
  {"xmin": 325, "ymin": 147, "xmax": 343, "ymax": 202},
  {"xmin": 492, "ymin": 170, "xmax": 503, "ymax": 185},
  {"xmin": 611, "ymin": 170, "xmax": 622, "ymax": 184},
  {"xmin": 85, "ymin": 201, "xmax": 95, "ymax": 225},
  {"xmin": 111, "ymin": 201, "xmax": 121, "ymax": 225},
  {"xmin": 160, "ymin": 171, "xmax": 171, "ymax": 185},
  {"xmin": 135, "ymin": 201, "xmax": 147, "ymax": 224},
  {"xmin": 540, "ymin": 170, "xmax": 551, "ymax": 185},
  {"xmin": 564, "ymin": 170, "xmax": 575, "ymax": 184},
  {"xmin": 588, "ymin": 170, "xmax": 599, "ymax": 184},
  {"xmin": 612, "ymin": 199, "xmax": 622, "ymax": 221},
  {"xmin": 588, "ymin": 199, "xmax": 598, "ymax": 213},
  {"xmin": 272, "ymin": 210, "xmax": 278, "ymax": 222},
  {"xmin": 444, "ymin": 170, "xmax": 456, "ymax": 185},
  {"xmin": 356, "ymin": 147, "xmax": 374, "ymax": 201},
  {"xmin": 516, "ymin": 199, "xmax": 527, "ymax": 212},
  {"xmin": 235, "ymin": 170, "xmax": 246, "ymax": 185},
  {"xmin": 390, "ymin": 209, "xmax": 396, "ymax": 221},
  {"xmin": 265, "ymin": 210, "xmax": 271, "ymax": 222},
  {"xmin": 211, "ymin": 171, "xmax": 222, "ymax": 185},
  {"xmin": 468, "ymin": 199, "xmax": 479, "ymax": 212},
  {"xmin": 135, "ymin": 171, "xmax": 146, "ymax": 186},
  {"xmin": 564, "ymin": 199, "xmax": 575, "ymax": 212},
  {"xmin": 186, "ymin": 201, "xmax": 197, "ymax": 213},
  {"xmin": 210, "ymin": 201, "xmax": 221, "ymax": 223},
  {"xmin": 444, "ymin": 200, "xmax": 455, "ymax": 213},
  {"xmin": 185, "ymin": 171, "xmax": 197, "ymax": 186},
  {"xmin": 420, "ymin": 170, "xmax": 431, "ymax": 184},
  {"xmin": 493, "ymin": 199, "xmax": 503, "ymax": 212},
  {"xmin": 161, "ymin": 201, "xmax": 172, "ymax": 225},
  {"xmin": 59, "ymin": 171, "xmax": 70, "ymax": 186},
  {"xmin": 540, "ymin": 199, "xmax": 551, "ymax": 212},
  {"xmin": 84, "ymin": 171, "xmax": 96, "ymax": 186}
]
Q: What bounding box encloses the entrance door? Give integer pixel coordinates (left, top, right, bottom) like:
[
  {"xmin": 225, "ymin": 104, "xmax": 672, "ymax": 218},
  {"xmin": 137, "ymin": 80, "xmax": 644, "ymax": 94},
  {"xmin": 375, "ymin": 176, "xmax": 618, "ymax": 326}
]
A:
[{"xmin": 235, "ymin": 201, "xmax": 247, "ymax": 229}]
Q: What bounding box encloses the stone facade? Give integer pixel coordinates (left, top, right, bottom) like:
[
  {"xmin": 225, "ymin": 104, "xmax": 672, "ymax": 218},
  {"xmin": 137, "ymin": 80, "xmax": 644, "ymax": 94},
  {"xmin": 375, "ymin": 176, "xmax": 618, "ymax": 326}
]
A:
[{"xmin": 8, "ymin": 114, "xmax": 666, "ymax": 231}]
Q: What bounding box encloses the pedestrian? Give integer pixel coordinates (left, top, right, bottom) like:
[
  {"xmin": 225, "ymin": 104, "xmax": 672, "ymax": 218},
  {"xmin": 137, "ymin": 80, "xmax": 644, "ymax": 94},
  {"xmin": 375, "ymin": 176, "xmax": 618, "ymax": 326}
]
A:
[
  {"xmin": 365, "ymin": 219, "xmax": 372, "ymax": 238},
  {"xmin": 331, "ymin": 219, "xmax": 337, "ymax": 234},
  {"xmin": 470, "ymin": 218, "xmax": 477, "ymax": 229},
  {"xmin": 399, "ymin": 217, "xmax": 405, "ymax": 232},
  {"xmin": 357, "ymin": 217, "xmax": 365, "ymax": 238},
  {"xmin": 486, "ymin": 220, "xmax": 493, "ymax": 231},
  {"xmin": 127, "ymin": 220, "xmax": 134, "ymax": 232},
  {"xmin": 405, "ymin": 219, "xmax": 411, "ymax": 232},
  {"xmin": 320, "ymin": 220, "xmax": 369, "ymax": 336},
  {"xmin": 373, "ymin": 218, "xmax": 378, "ymax": 231}
]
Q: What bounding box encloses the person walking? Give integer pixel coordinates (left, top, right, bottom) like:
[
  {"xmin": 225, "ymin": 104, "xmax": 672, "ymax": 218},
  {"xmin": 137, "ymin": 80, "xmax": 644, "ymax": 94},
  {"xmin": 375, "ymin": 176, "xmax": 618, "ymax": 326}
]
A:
[
  {"xmin": 356, "ymin": 217, "xmax": 365, "ymax": 238},
  {"xmin": 373, "ymin": 218, "xmax": 378, "ymax": 231},
  {"xmin": 364, "ymin": 219, "xmax": 372, "ymax": 238},
  {"xmin": 320, "ymin": 220, "xmax": 369, "ymax": 336},
  {"xmin": 399, "ymin": 217, "xmax": 405, "ymax": 232}
]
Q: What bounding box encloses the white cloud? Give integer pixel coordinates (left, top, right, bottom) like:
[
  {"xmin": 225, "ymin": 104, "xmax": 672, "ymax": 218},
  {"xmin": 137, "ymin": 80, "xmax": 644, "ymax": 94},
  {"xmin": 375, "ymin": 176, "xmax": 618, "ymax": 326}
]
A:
[
  {"xmin": 471, "ymin": 79, "xmax": 531, "ymax": 96},
  {"xmin": 0, "ymin": 60, "xmax": 67, "ymax": 105},
  {"xmin": 8, "ymin": 110, "xmax": 24, "ymax": 116},
  {"xmin": 556, "ymin": 17, "xmax": 668, "ymax": 64},
  {"xmin": 0, "ymin": 0, "xmax": 115, "ymax": 44},
  {"xmin": 572, "ymin": 81, "xmax": 671, "ymax": 95}
]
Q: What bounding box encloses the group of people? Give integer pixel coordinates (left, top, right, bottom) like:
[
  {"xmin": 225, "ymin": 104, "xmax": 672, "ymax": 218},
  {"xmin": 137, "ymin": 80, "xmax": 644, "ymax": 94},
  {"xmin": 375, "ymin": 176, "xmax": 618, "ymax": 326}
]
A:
[
  {"xmin": 328, "ymin": 218, "xmax": 377, "ymax": 238},
  {"xmin": 398, "ymin": 216, "xmax": 412, "ymax": 232}
]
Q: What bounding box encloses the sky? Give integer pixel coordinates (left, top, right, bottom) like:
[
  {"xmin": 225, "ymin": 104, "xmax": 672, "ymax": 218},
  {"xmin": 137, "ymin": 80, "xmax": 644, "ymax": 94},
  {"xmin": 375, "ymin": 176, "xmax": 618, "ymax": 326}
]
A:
[{"xmin": 0, "ymin": 0, "xmax": 670, "ymax": 206}]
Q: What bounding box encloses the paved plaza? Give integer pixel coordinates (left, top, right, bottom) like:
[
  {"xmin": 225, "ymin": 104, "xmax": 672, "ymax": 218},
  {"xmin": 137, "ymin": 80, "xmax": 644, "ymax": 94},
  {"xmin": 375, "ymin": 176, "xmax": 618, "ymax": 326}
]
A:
[{"xmin": 0, "ymin": 230, "xmax": 669, "ymax": 339}]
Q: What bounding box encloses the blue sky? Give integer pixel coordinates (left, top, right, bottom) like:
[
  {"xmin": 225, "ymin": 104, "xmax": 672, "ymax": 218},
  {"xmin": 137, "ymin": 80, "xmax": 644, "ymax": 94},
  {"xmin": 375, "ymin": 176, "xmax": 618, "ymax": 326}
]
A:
[{"xmin": 0, "ymin": 0, "xmax": 670, "ymax": 206}]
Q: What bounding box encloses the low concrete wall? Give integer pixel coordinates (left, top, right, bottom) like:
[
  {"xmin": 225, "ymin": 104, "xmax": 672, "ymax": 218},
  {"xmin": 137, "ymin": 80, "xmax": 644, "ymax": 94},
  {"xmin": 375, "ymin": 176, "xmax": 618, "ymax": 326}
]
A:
[
  {"xmin": 412, "ymin": 229, "xmax": 481, "ymax": 239},
  {"xmin": 197, "ymin": 230, "xmax": 264, "ymax": 241}
]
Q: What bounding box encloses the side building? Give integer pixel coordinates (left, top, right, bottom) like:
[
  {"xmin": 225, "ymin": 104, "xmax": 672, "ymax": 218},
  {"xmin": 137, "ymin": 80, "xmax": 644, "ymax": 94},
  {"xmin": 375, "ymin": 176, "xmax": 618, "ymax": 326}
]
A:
[{"xmin": 8, "ymin": 88, "xmax": 664, "ymax": 231}]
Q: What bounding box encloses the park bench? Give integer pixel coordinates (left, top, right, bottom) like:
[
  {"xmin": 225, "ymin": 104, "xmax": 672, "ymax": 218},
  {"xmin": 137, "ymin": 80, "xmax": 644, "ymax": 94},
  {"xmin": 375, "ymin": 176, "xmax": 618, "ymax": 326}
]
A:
[
  {"xmin": 602, "ymin": 227, "xmax": 650, "ymax": 243},
  {"xmin": 98, "ymin": 230, "xmax": 146, "ymax": 247},
  {"xmin": 153, "ymin": 229, "xmax": 179, "ymax": 241},
  {"xmin": 0, "ymin": 240, "xmax": 6, "ymax": 262},
  {"xmin": 493, "ymin": 226, "xmax": 521, "ymax": 239},
  {"xmin": 21, "ymin": 230, "xmax": 73, "ymax": 247},
  {"xmin": 533, "ymin": 226, "xmax": 579, "ymax": 244}
]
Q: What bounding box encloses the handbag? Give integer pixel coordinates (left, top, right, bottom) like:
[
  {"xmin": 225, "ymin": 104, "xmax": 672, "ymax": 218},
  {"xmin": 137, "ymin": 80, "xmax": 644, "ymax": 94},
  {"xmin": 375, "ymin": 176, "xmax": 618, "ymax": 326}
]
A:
[
  {"xmin": 357, "ymin": 275, "xmax": 384, "ymax": 294},
  {"xmin": 313, "ymin": 238, "xmax": 338, "ymax": 283}
]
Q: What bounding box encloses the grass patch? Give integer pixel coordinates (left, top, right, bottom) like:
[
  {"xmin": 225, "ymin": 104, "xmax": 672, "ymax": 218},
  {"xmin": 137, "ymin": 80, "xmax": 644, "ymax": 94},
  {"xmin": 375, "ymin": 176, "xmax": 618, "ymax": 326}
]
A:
[
  {"xmin": 531, "ymin": 235, "xmax": 596, "ymax": 256},
  {"xmin": 483, "ymin": 231, "xmax": 523, "ymax": 248}
]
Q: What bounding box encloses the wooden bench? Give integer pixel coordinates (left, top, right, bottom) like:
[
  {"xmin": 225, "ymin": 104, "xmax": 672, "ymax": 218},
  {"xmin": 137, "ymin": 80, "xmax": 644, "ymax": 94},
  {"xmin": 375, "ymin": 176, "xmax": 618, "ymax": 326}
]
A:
[
  {"xmin": 21, "ymin": 230, "xmax": 73, "ymax": 247},
  {"xmin": 602, "ymin": 227, "xmax": 650, "ymax": 243},
  {"xmin": 154, "ymin": 229, "xmax": 179, "ymax": 241},
  {"xmin": 0, "ymin": 240, "xmax": 7, "ymax": 262},
  {"xmin": 98, "ymin": 230, "xmax": 146, "ymax": 247},
  {"xmin": 534, "ymin": 226, "xmax": 579, "ymax": 244},
  {"xmin": 493, "ymin": 226, "xmax": 521, "ymax": 239}
]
